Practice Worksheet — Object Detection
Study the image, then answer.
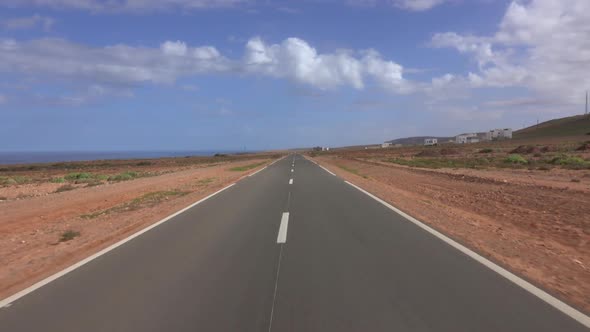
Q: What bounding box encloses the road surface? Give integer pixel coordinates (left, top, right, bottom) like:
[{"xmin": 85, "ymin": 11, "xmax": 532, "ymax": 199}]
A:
[{"xmin": 0, "ymin": 154, "xmax": 588, "ymax": 331}]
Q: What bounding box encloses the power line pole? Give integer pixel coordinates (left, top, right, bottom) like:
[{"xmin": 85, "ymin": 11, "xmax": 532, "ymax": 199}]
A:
[{"xmin": 586, "ymin": 91, "xmax": 588, "ymax": 115}]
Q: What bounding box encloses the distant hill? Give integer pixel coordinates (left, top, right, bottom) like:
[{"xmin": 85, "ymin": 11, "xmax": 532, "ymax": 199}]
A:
[
  {"xmin": 513, "ymin": 114, "xmax": 590, "ymax": 139},
  {"xmin": 385, "ymin": 136, "xmax": 453, "ymax": 145}
]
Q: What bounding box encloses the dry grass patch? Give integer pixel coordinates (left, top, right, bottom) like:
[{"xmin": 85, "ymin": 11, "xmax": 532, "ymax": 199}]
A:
[{"xmin": 81, "ymin": 190, "xmax": 189, "ymax": 219}]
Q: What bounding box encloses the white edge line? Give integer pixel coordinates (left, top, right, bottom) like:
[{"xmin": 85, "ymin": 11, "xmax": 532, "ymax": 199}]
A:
[
  {"xmin": 344, "ymin": 180, "xmax": 590, "ymax": 328},
  {"xmin": 0, "ymin": 182, "xmax": 237, "ymax": 308},
  {"xmin": 319, "ymin": 165, "xmax": 336, "ymax": 176},
  {"xmin": 248, "ymin": 166, "xmax": 267, "ymax": 177},
  {"xmin": 245, "ymin": 154, "xmax": 287, "ymax": 179},
  {"xmin": 276, "ymin": 212, "xmax": 289, "ymax": 244}
]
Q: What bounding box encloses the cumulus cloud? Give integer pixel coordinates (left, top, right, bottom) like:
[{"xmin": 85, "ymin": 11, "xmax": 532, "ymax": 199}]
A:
[
  {"xmin": 431, "ymin": 0, "xmax": 590, "ymax": 104},
  {"xmin": 0, "ymin": 36, "xmax": 413, "ymax": 105},
  {"xmin": 1, "ymin": 14, "xmax": 55, "ymax": 31},
  {"xmin": 0, "ymin": 0, "xmax": 247, "ymax": 12},
  {"xmin": 244, "ymin": 37, "xmax": 411, "ymax": 92},
  {"xmin": 0, "ymin": 38, "xmax": 229, "ymax": 86}
]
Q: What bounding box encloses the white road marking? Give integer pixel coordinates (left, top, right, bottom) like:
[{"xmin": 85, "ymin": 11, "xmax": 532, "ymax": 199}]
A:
[
  {"xmin": 268, "ymin": 155, "xmax": 287, "ymax": 166},
  {"xmin": 0, "ymin": 182, "xmax": 238, "ymax": 309},
  {"xmin": 248, "ymin": 166, "xmax": 267, "ymax": 177},
  {"xmin": 277, "ymin": 212, "xmax": 289, "ymax": 244},
  {"xmin": 289, "ymin": 179, "xmax": 293, "ymax": 185},
  {"xmin": 291, "ymin": 169, "xmax": 294, "ymax": 173},
  {"xmin": 319, "ymin": 165, "xmax": 336, "ymax": 176},
  {"xmin": 344, "ymin": 180, "xmax": 590, "ymax": 329}
]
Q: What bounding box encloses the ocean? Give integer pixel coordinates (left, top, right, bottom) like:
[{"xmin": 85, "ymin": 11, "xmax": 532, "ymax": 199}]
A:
[{"xmin": 0, "ymin": 151, "xmax": 245, "ymax": 165}]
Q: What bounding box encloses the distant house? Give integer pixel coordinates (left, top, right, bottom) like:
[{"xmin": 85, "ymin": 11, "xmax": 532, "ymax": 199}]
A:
[
  {"xmin": 477, "ymin": 132, "xmax": 492, "ymax": 141},
  {"xmin": 381, "ymin": 142, "xmax": 392, "ymax": 148},
  {"xmin": 456, "ymin": 133, "xmax": 475, "ymax": 144},
  {"xmin": 488, "ymin": 128, "xmax": 512, "ymax": 140},
  {"xmin": 424, "ymin": 138, "xmax": 438, "ymax": 146},
  {"xmin": 455, "ymin": 133, "xmax": 481, "ymax": 144},
  {"xmin": 501, "ymin": 128, "xmax": 513, "ymax": 139}
]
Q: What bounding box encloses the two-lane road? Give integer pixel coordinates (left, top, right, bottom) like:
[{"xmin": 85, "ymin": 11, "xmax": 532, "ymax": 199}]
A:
[{"xmin": 0, "ymin": 155, "xmax": 588, "ymax": 331}]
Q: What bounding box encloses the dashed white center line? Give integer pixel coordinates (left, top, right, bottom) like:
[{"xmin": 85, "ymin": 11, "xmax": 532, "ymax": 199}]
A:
[
  {"xmin": 277, "ymin": 212, "xmax": 289, "ymax": 243},
  {"xmin": 289, "ymin": 179, "xmax": 293, "ymax": 185},
  {"xmin": 291, "ymin": 169, "xmax": 294, "ymax": 173}
]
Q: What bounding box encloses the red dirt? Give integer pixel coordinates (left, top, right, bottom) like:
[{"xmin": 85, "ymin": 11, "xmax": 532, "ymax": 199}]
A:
[
  {"xmin": 313, "ymin": 155, "xmax": 590, "ymax": 313},
  {"xmin": 0, "ymin": 158, "xmax": 275, "ymax": 300}
]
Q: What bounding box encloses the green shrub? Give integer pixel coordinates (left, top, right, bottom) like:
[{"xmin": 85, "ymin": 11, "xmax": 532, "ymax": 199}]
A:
[
  {"xmin": 50, "ymin": 177, "xmax": 66, "ymax": 183},
  {"xmin": 504, "ymin": 154, "xmax": 528, "ymax": 164},
  {"xmin": 479, "ymin": 148, "xmax": 494, "ymax": 153},
  {"xmin": 229, "ymin": 162, "xmax": 266, "ymax": 172},
  {"xmin": 550, "ymin": 155, "xmax": 587, "ymax": 166},
  {"xmin": 64, "ymin": 172, "xmax": 93, "ymax": 181},
  {"xmin": 0, "ymin": 176, "xmax": 30, "ymax": 186},
  {"xmin": 60, "ymin": 230, "xmax": 80, "ymax": 242},
  {"xmin": 108, "ymin": 171, "xmax": 139, "ymax": 182}
]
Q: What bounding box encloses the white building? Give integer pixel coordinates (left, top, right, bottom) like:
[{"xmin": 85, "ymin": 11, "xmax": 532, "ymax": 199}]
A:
[
  {"xmin": 455, "ymin": 133, "xmax": 477, "ymax": 144},
  {"xmin": 381, "ymin": 142, "xmax": 392, "ymax": 148},
  {"xmin": 478, "ymin": 132, "xmax": 492, "ymax": 141},
  {"xmin": 489, "ymin": 128, "xmax": 513, "ymax": 140},
  {"xmin": 424, "ymin": 138, "xmax": 438, "ymax": 146}
]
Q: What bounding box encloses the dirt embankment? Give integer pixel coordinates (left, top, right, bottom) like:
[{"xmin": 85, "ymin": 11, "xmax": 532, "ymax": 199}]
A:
[
  {"xmin": 313, "ymin": 155, "xmax": 590, "ymax": 313},
  {"xmin": 0, "ymin": 157, "xmax": 276, "ymax": 301}
]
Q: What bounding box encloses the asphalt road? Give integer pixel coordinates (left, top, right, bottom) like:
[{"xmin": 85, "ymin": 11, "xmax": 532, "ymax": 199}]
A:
[{"xmin": 0, "ymin": 154, "xmax": 588, "ymax": 331}]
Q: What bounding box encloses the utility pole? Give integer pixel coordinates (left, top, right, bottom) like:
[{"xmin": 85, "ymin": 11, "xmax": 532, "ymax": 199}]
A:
[{"xmin": 586, "ymin": 91, "xmax": 588, "ymax": 115}]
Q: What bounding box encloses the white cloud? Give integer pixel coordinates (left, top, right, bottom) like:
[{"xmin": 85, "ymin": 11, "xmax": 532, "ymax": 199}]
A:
[
  {"xmin": 1, "ymin": 0, "xmax": 247, "ymax": 12},
  {"xmin": 392, "ymin": 0, "xmax": 446, "ymax": 11},
  {"xmin": 1, "ymin": 14, "xmax": 55, "ymax": 31},
  {"xmin": 431, "ymin": 0, "xmax": 590, "ymax": 104},
  {"xmin": 0, "ymin": 38, "xmax": 229, "ymax": 86},
  {"xmin": 0, "ymin": 36, "xmax": 414, "ymax": 105},
  {"xmin": 348, "ymin": 0, "xmax": 447, "ymax": 11},
  {"xmin": 3, "ymin": 0, "xmax": 448, "ymax": 12},
  {"xmin": 161, "ymin": 41, "xmax": 188, "ymax": 56},
  {"xmin": 244, "ymin": 37, "xmax": 411, "ymax": 92}
]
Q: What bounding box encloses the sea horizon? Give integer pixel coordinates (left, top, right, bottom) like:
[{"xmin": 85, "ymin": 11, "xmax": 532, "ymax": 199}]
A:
[{"xmin": 0, "ymin": 150, "xmax": 252, "ymax": 165}]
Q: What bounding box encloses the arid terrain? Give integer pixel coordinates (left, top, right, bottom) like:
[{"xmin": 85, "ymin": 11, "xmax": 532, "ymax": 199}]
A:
[
  {"xmin": 309, "ymin": 135, "xmax": 590, "ymax": 313},
  {"xmin": 0, "ymin": 153, "xmax": 282, "ymax": 300}
]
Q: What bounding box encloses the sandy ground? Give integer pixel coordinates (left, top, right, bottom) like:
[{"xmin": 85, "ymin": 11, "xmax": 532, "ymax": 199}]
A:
[
  {"xmin": 0, "ymin": 158, "xmax": 275, "ymax": 300},
  {"xmin": 313, "ymin": 155, "xmax": 590, "ymax": 313}
]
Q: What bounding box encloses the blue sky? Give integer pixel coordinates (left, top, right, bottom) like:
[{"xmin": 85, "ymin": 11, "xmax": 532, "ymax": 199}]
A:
[{"xmin": 0, "ymin": 0, "xmax": 588, "ymax": 151}]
